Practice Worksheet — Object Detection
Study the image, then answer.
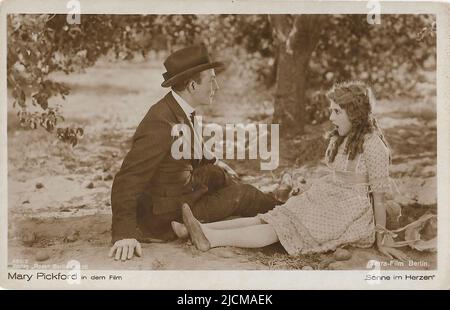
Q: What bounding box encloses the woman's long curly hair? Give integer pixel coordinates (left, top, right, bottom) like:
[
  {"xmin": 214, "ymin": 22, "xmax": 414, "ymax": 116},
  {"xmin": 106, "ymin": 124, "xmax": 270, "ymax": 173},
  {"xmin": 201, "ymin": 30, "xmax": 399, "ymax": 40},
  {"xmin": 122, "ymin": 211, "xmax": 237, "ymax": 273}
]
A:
[{"xmin": 325, "ymin": 81, "xmax": 390, "ymax": 163}]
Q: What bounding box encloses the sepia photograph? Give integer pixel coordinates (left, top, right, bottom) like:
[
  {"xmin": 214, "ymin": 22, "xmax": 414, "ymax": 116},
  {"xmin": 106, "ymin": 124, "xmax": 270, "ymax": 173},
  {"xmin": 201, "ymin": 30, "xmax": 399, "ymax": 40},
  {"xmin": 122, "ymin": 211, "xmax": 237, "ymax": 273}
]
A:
[{"xmin": 1, "ymin": 0, "xmax": 448, "ymax": 290}]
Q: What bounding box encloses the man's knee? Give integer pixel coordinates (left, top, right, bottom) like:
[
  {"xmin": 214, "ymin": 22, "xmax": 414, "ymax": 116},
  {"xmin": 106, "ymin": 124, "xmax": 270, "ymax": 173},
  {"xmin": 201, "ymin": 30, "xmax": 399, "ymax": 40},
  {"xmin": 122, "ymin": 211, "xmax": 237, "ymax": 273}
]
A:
[
  {"xmin": 192, "ymin": 183, "xmax": 277, "ymax": 222},
  {"xmin": 191, "ymin": 183, "xmax": 257, "ymax": 221},
  {"xmin": 229, "ymin": 183, "xmax": 257, "ymax": 196},
  {"xmin": 237, "ymin": 183, "xmax": 279, "ymax": 215},
  {"xmin": 239, "ymin": 183, "xmax": 267, "ymax": 200}
]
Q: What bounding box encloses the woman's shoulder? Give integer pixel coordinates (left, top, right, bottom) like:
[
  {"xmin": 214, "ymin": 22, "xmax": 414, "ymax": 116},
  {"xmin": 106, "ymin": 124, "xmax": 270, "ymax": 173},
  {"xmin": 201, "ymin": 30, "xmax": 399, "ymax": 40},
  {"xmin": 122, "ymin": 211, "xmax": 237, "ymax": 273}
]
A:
[{"xmin": 363, "ymin": 132, "xmax": 389, "ymax": 154}]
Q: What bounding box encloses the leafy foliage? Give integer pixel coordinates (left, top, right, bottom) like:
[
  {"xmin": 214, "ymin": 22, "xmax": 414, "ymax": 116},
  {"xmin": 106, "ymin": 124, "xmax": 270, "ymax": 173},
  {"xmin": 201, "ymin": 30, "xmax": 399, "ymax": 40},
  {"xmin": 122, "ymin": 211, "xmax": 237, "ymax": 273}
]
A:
[
  {"xmin": 7, "ymin": 14, "xmax": 436, "ymax": 141},
  {"xmin": 305, "ymin": 15, "xmax": 436, "ymax": 123},
  {"xmin": 8, "ymin": 14, "xmax": 156, "ymax": 144},
  {"xmin": 216, "ymin": 15, "xmax": 436, "ymax": 124}
]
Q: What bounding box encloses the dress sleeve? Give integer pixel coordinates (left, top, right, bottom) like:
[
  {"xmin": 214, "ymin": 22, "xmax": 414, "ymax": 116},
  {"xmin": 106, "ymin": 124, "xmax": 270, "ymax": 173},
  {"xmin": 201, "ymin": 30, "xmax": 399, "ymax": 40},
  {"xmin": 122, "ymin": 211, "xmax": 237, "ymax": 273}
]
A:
[{"xmin": 363, "ymin": 134, "xmax": 392, "ymax": 193}]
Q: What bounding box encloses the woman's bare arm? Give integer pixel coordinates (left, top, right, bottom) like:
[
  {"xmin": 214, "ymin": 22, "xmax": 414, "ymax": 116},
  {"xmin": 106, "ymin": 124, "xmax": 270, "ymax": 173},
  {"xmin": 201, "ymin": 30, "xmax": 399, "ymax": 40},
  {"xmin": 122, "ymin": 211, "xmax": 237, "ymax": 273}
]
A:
[
  {"xmin": 372, "ymin": 192, "xmax": 386, "ymax": 247},
  {"xmin": 372, "ymin": 192, "xmax": 408, "ymax": 261}
]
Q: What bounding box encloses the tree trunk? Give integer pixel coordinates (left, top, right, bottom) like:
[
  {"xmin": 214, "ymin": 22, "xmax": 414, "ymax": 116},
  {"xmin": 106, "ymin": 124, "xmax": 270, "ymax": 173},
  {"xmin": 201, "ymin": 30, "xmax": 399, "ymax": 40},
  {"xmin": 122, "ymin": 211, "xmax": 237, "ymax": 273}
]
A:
[{"xmin": 270, "ymin": 15, "xmax": 325, "ymax": 133}]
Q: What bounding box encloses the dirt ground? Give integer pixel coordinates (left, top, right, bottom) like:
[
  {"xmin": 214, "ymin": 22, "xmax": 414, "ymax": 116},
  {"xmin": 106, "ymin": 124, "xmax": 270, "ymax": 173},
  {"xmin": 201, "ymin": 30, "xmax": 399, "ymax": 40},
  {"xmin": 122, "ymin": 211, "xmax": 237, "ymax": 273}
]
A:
[{"xmin": 7, "ymin": 56, "xmax": 437, "ymax": 270}]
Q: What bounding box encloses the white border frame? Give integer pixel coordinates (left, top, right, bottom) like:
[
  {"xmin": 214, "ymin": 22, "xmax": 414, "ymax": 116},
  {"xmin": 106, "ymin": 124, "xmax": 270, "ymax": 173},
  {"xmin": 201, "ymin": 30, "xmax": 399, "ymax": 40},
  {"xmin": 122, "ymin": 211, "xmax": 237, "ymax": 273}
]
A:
[{"xmin": 0, "ymin": 0, "xmax": 448, "ymax": 289}]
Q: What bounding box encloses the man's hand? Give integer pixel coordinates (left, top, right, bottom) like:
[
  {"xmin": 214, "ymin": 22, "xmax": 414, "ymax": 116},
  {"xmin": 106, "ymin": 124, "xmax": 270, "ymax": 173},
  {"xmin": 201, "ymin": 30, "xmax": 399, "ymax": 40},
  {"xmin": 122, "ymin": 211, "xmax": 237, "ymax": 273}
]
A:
[
  {"xmin": 108, "ymin": 238, "xmax": 142, "ymax": 261},
  {"xmin": 216, "ymin": 160, "xmax": 239, "ymax": 179}
]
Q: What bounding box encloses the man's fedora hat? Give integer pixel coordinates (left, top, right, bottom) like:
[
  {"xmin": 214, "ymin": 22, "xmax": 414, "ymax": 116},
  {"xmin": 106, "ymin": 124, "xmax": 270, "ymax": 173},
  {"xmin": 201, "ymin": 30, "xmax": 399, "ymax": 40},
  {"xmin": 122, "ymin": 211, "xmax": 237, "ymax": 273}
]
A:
[{"xmin": 161, "ymin": 45, "xmax": 224, "ymax": 88}]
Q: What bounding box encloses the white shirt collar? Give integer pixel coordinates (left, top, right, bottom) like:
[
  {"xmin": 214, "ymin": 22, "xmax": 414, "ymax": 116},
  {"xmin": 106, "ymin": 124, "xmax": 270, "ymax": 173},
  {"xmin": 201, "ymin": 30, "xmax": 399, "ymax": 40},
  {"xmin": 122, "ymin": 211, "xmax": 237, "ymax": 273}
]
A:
[{"xmin": 171, "ymin": 90, "xmax": 195, "ymax": 119}]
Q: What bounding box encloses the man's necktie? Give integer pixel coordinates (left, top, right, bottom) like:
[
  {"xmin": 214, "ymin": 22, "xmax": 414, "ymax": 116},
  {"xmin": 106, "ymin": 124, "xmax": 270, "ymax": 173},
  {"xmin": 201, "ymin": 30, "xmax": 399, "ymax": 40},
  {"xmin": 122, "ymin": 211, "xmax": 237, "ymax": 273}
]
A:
[{"xmin": 190, "ymin": 111, "xmax": 196, "ymax": 125}]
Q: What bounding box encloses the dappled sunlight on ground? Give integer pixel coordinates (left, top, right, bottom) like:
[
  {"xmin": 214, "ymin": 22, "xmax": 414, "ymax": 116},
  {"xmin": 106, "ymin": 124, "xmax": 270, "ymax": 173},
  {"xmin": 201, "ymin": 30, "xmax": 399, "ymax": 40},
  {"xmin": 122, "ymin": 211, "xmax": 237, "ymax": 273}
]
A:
[{"xmin": 7, "ymin": 58, "xmax": 437, "ymax": 270}]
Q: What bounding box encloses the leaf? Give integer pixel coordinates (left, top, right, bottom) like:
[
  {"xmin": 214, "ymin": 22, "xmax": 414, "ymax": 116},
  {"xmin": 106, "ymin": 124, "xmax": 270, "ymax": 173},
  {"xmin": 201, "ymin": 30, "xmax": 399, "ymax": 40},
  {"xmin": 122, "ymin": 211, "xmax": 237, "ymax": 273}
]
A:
[
  {"xmin": 33, "ymin": 92, "xmax": 49, "ymax": 110},
  {"xmin": 76, "ymin": 127, "xmax": 84, "ymax": 138},
  {"xmin": 18, "ymin": 89, "xmax": 26, "ymax": 107}
]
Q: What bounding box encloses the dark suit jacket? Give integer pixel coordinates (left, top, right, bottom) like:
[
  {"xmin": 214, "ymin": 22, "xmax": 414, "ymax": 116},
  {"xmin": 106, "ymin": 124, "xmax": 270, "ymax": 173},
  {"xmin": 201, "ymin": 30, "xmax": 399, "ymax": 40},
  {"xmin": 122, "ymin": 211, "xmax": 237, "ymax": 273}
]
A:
[{"xmin": 111, "ymin": 92, "xmax": 214, "ymax": 243}]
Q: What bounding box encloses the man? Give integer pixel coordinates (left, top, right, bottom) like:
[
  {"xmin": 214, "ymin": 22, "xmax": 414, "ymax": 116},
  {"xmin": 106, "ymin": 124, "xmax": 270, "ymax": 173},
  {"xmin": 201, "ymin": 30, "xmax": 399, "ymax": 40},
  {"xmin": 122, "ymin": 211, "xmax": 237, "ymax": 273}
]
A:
[{"xmin": 109, "ymin": 45, "xmax": 281, "ymax": 261}]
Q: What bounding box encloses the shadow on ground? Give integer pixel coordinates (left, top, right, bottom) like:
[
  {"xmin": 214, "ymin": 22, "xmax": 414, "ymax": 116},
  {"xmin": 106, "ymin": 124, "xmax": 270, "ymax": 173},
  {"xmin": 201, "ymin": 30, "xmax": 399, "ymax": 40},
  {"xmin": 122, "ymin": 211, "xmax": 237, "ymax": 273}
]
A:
[{"xmin": 7, "ymin": 58, "xmax": 437, "ymax": 270}]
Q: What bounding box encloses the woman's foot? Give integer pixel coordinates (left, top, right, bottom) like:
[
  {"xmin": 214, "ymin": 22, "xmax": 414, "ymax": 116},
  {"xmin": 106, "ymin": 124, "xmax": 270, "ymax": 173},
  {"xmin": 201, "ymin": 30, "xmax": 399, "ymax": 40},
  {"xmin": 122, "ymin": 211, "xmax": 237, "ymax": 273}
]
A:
[
  {"xmin": 272, "ymin": 171, "xmax": 293, "ymax": 202},
  {"xmin": 171, "ymin": 221, "xmax": 189, "ymax": 239},
  {"xmin": 181, "ymin": 203, "xmax": 211, "ymax": 251}
]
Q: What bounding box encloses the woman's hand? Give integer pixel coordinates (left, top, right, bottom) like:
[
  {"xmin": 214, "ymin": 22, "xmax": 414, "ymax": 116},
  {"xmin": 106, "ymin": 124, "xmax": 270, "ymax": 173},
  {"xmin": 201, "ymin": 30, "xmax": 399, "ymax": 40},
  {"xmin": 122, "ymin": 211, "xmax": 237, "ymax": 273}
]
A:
[
  {"xmin": 372, "ymin": 193, "xmax": 409, "ymax": 262},
  {"xmin": 377, "ymin": 245, "xmax": 409, "ymax": 262}
]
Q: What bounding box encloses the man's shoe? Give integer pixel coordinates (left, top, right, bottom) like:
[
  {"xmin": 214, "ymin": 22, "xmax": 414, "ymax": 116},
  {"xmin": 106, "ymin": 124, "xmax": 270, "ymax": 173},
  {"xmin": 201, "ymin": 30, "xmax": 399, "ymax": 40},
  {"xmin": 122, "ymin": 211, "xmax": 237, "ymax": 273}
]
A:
[{"xmin": 181, "ymin": 203, "xmax": 211, "ymax": 251}]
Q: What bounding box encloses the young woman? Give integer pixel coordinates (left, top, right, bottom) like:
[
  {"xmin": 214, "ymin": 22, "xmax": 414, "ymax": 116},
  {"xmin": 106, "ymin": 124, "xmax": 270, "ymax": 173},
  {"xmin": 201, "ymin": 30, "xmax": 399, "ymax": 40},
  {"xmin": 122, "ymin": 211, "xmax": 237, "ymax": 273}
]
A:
[{"xmin": 172, "ymin": 81, "xmax": 408, "ymax": 261}]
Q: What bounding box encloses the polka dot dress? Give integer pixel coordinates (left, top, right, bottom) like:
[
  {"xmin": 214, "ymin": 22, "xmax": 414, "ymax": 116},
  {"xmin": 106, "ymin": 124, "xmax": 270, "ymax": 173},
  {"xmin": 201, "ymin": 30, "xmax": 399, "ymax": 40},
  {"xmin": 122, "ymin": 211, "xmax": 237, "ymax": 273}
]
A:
[{"xmin": 258, "ymin": 133, "xmax": 392, "ymax": 255}]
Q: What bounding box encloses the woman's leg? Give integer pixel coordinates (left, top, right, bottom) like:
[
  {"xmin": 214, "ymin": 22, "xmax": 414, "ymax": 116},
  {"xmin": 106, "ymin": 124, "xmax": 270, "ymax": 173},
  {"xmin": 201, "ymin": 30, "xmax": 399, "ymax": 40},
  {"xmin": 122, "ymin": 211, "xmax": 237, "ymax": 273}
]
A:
[
  {"xmin": 204, "ymin": 224, "xmax": 279, "ymax": 248},
  {"xmin": 203, "ymin": 216, "xmax": 262, "ymax": 230},
  {"xmin": 171, "ymin": 216, "xmax": 262, "ymax": 239},
  {"xmin": 182, "ymin": 203, "xmax": 278, "ymax": 251}
]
